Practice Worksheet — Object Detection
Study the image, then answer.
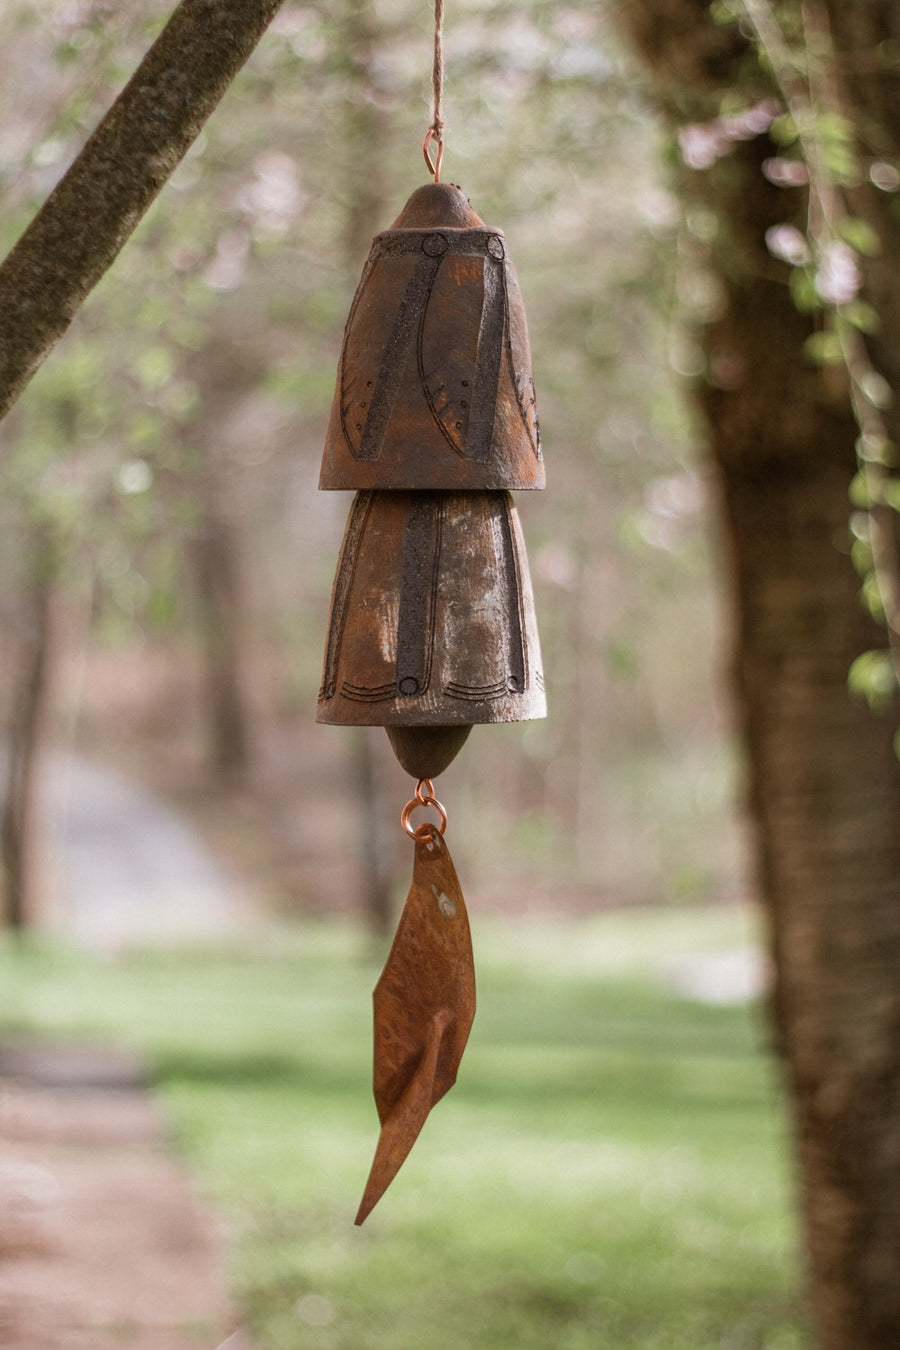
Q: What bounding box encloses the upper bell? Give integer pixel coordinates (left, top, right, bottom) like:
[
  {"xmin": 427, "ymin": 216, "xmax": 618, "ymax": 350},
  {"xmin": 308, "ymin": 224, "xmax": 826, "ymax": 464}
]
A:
[{"xmin": 318, "ymin": 183, "xmax": 544, "ymax": 492}]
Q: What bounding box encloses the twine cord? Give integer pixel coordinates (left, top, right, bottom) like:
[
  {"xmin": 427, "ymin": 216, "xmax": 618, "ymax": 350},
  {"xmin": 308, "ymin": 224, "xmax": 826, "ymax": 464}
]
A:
[
  {"xmin": 431, "ymin": 0, "xmax": 444, "ymax": 142},
  {"xmin": 423, "ymin": 0, "xmax": 445, "ymax": 181}
]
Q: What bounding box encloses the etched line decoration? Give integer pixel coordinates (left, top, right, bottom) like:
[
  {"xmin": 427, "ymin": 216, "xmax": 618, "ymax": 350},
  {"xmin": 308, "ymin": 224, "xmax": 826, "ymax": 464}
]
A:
[
  {"xmin": 444, "ymin": 679, "xmax": 509, "ymax": 702},
  {"xmin": 395, "ymin": 494, "xmax": 444, "ymax": 697},
  {"xmin": 342, "ymin": 239, "xmax": 447, "ymax": 462},
  {"xmin": 510, "ymin": 357, "xmax": 541, "ymax": 460},
  {"xmin": 340, "ymin": 681, "xmax": 398, "ymax": 704},
  {"xmin": 319, "ymin": 490, "xmax": 375, "ymax": 701},
  {"xmin": 375, "ymin": 229, "xmax": 497, "ymax": 259},
  {"xmin": 492, "ymin": 493, "xmax": 528, "ymax": 693},
  {"xmin": 417, "ymin": 236, "xmax": 507, "ymax": 465},
  {"xmin": 461, "ymin": 238, "xmax": 506, "ymax": 464}
]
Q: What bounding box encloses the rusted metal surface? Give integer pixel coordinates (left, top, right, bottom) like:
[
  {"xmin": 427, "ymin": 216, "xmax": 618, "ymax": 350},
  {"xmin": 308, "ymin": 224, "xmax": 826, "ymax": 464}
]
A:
[
  {"xmin": 317, "ymin": 489, "xmax": 546, "ymax": 730},
  {"xmin": 355, "ymin": 826, "xmax": 475, "ymax": 1225},
  {"xmin": 385, "ymin": 724, "xmax": 472, "ymax": 779},
  {"xmin": 319, "ymin": 182, "xmax": 543, "ymax": 492}
]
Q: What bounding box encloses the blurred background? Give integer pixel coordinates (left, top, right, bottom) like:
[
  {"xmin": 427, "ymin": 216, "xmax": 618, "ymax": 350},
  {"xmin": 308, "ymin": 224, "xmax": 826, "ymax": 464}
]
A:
[
  {"xmin": 1, "ymin": 0, "xmax": 743, "ymax": 929},
  {"xmin": 0, "ymin": 4, "xmax": 802, "ymax": 1349}
]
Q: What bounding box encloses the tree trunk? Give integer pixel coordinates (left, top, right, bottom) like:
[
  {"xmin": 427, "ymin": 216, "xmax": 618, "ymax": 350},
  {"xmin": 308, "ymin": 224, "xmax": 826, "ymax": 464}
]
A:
[
  {"xmin": 0, "ymin": 0, "xmax": 285, "ymax": 422},
  {"xmin": 620, "ymin": 3, "xmax": 900, "ymax": 1346},
  {"xmin": 189, "ymin": 513, "xmax": 251, "ymax": 780},
  {"xmin": 707, "ymin": 235, "xmax": 900, "ymax": 1350},
  {"xmin": 2, "ymin": 521, "xmax": 58, "ymax": 929}
]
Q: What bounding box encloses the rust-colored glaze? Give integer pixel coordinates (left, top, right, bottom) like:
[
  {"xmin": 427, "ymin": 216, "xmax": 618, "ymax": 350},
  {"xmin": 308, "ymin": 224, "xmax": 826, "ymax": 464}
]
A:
[
  {"xmin": 319, "ymin": 182, "xmax": 543, "ymax": 492},
  {"xmin": 317, "ymin": 489, "xmax": 546, "ymax": 730},
  {"xmin": 385, "ymin": 724, "xmax": 473, "ymax": 779},
  {"xmin": 355, "ymin": 828, "xmax": 475, "ymax": 1225}
]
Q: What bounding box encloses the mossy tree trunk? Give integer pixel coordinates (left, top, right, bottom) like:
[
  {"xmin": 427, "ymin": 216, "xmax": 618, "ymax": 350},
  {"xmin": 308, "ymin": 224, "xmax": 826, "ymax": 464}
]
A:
[
  {"xmin": 0, "ymin": 0, "xmax": 286, "ymax": 421},
  {"xmin": 621, "ymin": 3, "xmax": 900, "ymax": 1346}
]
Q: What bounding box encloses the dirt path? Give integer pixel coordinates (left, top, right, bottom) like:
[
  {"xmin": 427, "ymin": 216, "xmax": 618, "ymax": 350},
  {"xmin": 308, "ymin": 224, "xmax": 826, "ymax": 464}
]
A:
[
  {"xmin": 2, "ymin": 754, "xmax": 259, "ymax": 1348},
  {"xmin": 41, "ymin": 752, "xmax": 253, "ymax": 951},
  {"xmin": 0, "ymin": 1043, "xmax": 252, "ymax": 1350}
]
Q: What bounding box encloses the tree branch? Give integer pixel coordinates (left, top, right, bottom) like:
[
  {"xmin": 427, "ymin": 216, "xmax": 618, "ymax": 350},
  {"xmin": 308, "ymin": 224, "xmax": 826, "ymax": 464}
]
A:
[{"xmin": 0, "ymin": 0, "xmax": 286, "ymax": 423}]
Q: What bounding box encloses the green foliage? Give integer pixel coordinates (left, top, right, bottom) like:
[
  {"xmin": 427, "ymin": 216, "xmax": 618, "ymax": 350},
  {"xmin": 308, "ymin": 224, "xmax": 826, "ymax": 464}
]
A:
[
  {"xmin": 856, "ymin": 432, "xmax": 897, "ymax": 467},
  {"xmin": 0, "ymin": 910, "xmax": 808, "ymax": 1349},
  {"xmin": 848, "ymin": 470, "xmax": 870, "ymax": 509},
  {"xmin": 708, "ymin": 0, "xmax": 742, "ymax": 26},
  {"xmin": 849, "ymin": 469, "xmax": 900, "ymax": 513},
  {"xmin": 837, "ymin": 217, "xmax": 881, "ymax": 258},
  {"xmin": 840, "ymin": 299, "xmax": 880, "ymax": 334},
  {"xmin": 788, "ymin": 268, "xmax": 820, "ymax": 313},
  {"xmin": 848, "ymin": 649, "xmax": 898, "ymax": 711},
  {"xmin": 722, "ymin": 0, "xmax": 900, "ymax": 707},
  {"xmin": 814, "ymin": 111, "xmax": 858, "ymax": 186},
  {"xmin": 768, "ymin": 112, "xmax": 799, "ymax": 148},
  {"xmin": 802, "ymin": 329, "xmax": 842, "ymax": 366}
]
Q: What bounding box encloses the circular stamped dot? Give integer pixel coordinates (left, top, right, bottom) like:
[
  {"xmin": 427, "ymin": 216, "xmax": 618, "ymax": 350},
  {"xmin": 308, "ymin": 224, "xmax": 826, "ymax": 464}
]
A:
[
  {"xmin": 422, "ymin": 232, "xmax": 449, "ymax": 257},
  {"xmin": 398, "ymin": 676, "xmax": 420, "ymax": 695}
]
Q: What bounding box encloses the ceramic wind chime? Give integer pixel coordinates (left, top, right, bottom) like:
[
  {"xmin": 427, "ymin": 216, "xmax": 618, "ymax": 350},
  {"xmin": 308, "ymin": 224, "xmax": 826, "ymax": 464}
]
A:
[{"xmin": 316, "ymin": 4, "xmax": 546, "ymax": 1224}]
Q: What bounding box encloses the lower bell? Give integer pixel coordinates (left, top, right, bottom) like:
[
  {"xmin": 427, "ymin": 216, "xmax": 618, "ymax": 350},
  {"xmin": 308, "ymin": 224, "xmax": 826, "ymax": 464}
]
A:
[{"xmin": 317, "ymin": 489, "xmax": 546, "ymax": 778}]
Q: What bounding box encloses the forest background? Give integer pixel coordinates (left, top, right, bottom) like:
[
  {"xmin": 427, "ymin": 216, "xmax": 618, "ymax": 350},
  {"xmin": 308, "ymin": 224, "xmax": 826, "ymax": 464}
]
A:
[
  {"xmin": 0, "ymin": 0, "xmax": 733, "ymax": 928},
  {"xmin": 7, "ymin": 2, "xmax": 900, "ymax": 1348}
]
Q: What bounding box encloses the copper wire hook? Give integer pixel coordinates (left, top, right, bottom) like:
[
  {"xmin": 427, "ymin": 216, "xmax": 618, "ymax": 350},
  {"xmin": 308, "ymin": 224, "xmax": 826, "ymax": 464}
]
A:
[
  {"xmin": 423, "ymin": 127, "xmax": 444, "ymax": 182},
  {"xmin": 401, "ymin": 778, "xmax": 448, "ymax": 838}
]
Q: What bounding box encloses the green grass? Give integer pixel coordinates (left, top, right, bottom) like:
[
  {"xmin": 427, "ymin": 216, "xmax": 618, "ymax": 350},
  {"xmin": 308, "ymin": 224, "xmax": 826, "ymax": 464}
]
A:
[{"xmin": 0, "ymin": 907, "xmax": 810, "ymax": 1349}]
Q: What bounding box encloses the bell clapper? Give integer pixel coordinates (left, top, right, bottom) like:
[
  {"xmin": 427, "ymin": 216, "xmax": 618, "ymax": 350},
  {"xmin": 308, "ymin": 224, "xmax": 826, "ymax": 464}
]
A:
[
  {"xmin": 356, "ymin": 768, "xmax": 476, "ymax": 1225},
  {"xmin": 385, "ymin": 723, "xmax": 472, "ymax": 779}
]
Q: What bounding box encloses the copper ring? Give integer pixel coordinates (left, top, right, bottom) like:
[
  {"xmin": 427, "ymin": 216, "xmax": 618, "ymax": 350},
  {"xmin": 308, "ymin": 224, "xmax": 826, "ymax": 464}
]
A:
[{"xmin": 401, "ymin": 789, "xmax": 448, "ymax": 839}]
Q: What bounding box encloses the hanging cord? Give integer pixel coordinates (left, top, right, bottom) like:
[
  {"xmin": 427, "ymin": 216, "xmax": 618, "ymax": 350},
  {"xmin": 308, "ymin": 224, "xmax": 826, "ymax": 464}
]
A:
[{"xmin": 422, "ymin": 0, "xmax": 445, "ymax": 181}]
